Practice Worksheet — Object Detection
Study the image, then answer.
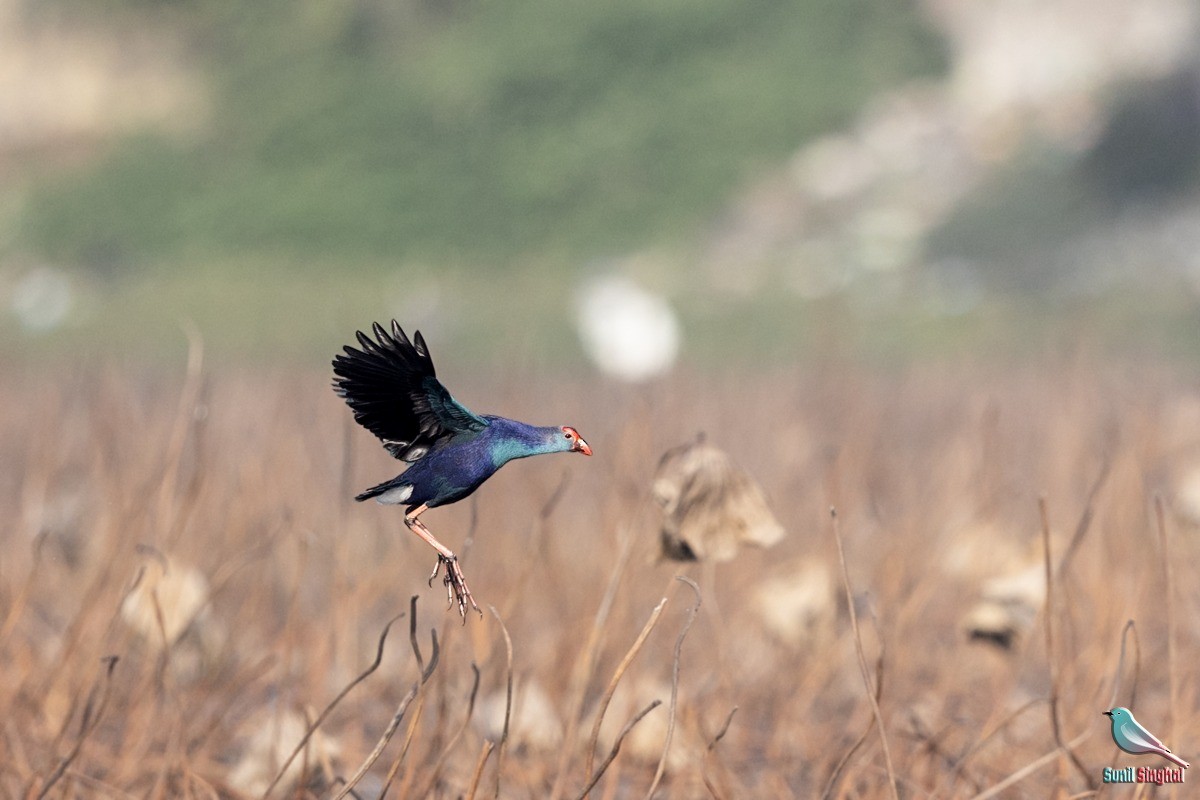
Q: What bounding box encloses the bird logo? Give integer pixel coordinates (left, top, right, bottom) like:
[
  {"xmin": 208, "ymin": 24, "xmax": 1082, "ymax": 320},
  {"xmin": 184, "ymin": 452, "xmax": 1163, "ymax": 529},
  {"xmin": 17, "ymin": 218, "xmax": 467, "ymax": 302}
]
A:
[{"xmin": 1104, "ymin": 707, "xmax": 1189, "ymax": 769}]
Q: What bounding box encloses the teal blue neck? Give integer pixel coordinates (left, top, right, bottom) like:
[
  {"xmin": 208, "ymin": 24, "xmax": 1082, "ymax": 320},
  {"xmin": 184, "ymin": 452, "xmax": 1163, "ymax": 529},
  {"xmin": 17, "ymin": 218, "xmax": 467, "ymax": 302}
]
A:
[{"xmin": 486, "ymin": 417, "xmax": 569, "ymax": 467}]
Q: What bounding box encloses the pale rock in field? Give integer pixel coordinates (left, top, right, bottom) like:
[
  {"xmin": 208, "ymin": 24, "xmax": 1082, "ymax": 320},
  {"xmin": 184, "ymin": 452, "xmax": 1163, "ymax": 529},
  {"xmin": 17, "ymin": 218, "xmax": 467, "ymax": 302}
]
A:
[
  {"xmin": 1173, "ymin": 464, "xmax": 1200, "ymax": 526},
  {"xmin": 940, "ymin": 518, "xmax": 1028, "ymax": 579},
  {"xmin": 121, "ymin": 555, "xmax": 209, "ymax": 644},
  {"xmin": 575, "ymin": 274, "xmax": 680, "ymax": 382},
  {"xmin": 477, "ymin": 680, "xmax": 562, "ymax": 751},
  {"xmin": 597, "ymin": 678, "xmax": 703, "ymax": 773},
  {"xmin": 120, "ymin": 554, "xmax": 225, "ymax": 679},
  {"xmin": 226, "ymin": 708, "xmax": 340, "ymax": 797},
  {"xmin": 755, "ymin": 558, "xmax": 837, "ymax": 648},
  {"xmin": 962, "ymin": 562, "xmax": 1046, "ymax": 649},
  {"xmin": 653, "ymin": 436, "xmax": 785, "ymax": 562}
]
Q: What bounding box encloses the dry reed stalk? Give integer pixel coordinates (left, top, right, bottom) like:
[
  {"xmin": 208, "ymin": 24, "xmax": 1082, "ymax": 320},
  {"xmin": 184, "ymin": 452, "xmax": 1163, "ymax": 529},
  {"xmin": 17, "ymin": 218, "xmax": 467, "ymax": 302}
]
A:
[
  {"xmin": 31, "ymin": 655, "xmax": 119, "ymax": 800},
  {"xmin": 547, "ymin": 525, "xmax": 638, "ymax": 800},
  {"xmin": 155, "ymin": 321, "xmax": 205, "ymax": 540},
  {"xmin": 65, "ymin": 767, "xmax": 142, "ymax": 799},
  {"xmin": 968, "ymin": 731, "xmax": 1091, "ymax": 800},
  {"xmin": 821, "ymin": 649, "xmax": 886, "ymax": 800},
  {"xmin": 5, "ymin": 719, "xmax": 35, "ymax": 783},
  {"xmin": 393, "ymin": 500, "xmax": 483, "ymax": 797},
  {"xmin": 378, "ymin": 600, "xmax": 444, "ymax": 797},
  {"xmin": 933, "ymin": 698, "xmax": 1043, "ymax": 799},
  {"xmin": 260, "ymin": 613, "xmax": 404, "ymax": 799},
  {"xmin": 489, "ymin": 605, "xmax": 514, "ymax": 800},
  {"xmin": 465, "ymin": 740, "xmax": 495, "ymax": 800},
  {"xmin": 0, "ymin": 534, "xmax": 46, "ymax": 652},
  {"xmin": 1153, "ymin": 497, "xmax": 1178, "ymax": 751},
  {"xmin": 1103, "ymin": 621, "xmax": 1142, "ymax": 775},
  {"xmin": 333, "ymin": 606, "xmax": 441, "ymax": 800},
  {"xmin": 188, "ymin": 653, "xmax": 278, "ymax": 754},
  {"xmin": 378, "ymin": 693, "xmax": 426, "ymax": 798},
  {"xmin": 830, "ymin": 507, "xmax": 899, "ymax": 800},
  {"xmin": 412, "ymin": 663, "xmax": 482, "ymax": 798},
  {"xmin": 572, "ymin": 701, "xmax": 662, "ymax": 800},
  {"xmin": 1039, "ymin": 498, "xmax": 1093, "ymax": 792},
  {"xmin": 643, "ymin": 575, "xmax": 702, "ymax": 800},
  {"xmin": 701, "ymin": 706, "xmax": 738, "ymax": 800},
  {"xmin": 583, "ymin": 593, "xmax": 670, "ymax": 786},
  {"xmin": 1105, "ymin": 620, "xmax": 1141, "ymax": 711},
  {"xmin": 376, "ymin": 600, "xmax": 440, "ymax": 797},
  {"xmin": 498, "ymin": 472, "xmax": 572, "ymax": 621},
  {"xmin": 1057, "ymin": 458, "xmax": 1111, "ymax": 575},
  {"xmin": 32, "ymin": 531, "xmax": 128, "ymax": 702}
]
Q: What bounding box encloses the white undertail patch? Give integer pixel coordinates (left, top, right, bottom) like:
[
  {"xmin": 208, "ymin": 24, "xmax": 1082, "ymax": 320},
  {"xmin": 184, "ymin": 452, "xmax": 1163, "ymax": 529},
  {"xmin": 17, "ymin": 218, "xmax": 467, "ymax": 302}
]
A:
[{"xmin": 377, "ymin": 484, "xmax": 414, "ymax": 505}]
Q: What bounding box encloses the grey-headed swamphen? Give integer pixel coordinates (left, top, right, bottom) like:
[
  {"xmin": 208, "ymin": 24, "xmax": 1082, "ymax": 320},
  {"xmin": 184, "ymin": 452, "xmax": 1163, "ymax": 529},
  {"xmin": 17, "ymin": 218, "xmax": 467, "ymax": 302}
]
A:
[{"xmin": 333, "ymin": 320, "xmax": 591, "ymax": 616}]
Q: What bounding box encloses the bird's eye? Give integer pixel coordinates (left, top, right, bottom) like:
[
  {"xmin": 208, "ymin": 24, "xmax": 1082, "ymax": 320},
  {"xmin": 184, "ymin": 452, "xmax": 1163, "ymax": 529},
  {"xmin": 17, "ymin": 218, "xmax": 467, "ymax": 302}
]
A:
[{"xmin": 564, "ymin": 432, "xmax": 572, "ymax": 439}]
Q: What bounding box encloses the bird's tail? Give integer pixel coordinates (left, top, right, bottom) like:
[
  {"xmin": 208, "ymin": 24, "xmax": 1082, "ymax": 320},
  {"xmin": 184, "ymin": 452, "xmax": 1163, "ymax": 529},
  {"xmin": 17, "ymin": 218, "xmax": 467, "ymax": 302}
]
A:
[
  {"xmin": 1162, "ymin": 750, "xmax": 1190, "ymax": 770},
  {"xmin": 354, "ymin": 475, "xmax": 412, "ymax": 504}
]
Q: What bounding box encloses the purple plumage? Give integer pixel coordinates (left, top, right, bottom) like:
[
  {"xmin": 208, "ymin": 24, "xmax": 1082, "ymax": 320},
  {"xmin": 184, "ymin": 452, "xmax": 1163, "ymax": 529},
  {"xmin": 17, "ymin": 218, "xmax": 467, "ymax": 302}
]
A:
[{"xmin": 333, "ymin": 321, "xmax": 591, "ymax": 617}]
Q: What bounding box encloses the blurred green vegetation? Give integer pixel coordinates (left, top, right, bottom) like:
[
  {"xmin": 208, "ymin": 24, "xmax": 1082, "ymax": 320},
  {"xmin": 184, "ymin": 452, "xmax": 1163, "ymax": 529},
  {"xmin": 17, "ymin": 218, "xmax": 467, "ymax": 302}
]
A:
[
  {"xmin": 15, "ymin": 2, "xmax": 1199, "ymax": 370},
  {"xmin": 927, "ymin": 71, "xmax": 1200, "ymax": 296},
  {"xmin": 21, "ymin": 0, "xmax": 946, "ymax": 271}
]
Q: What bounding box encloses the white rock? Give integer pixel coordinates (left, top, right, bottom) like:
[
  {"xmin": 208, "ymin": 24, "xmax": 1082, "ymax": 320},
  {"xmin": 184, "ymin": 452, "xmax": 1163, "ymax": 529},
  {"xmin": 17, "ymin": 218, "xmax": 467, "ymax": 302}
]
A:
[
  {"xmin": 120, "ymin": 556, "xmax": 211, "ymax": 646},
  {"xmin": 755, "ymin": 558, "xmax": 837, "ymax": 648},
  {"xmin": 226, "ymin": 709, "xmax": 339, "ymax": 797},
  {"xmin": 477, "ymin": 680, "xmax": 563, "ymax": 751}
]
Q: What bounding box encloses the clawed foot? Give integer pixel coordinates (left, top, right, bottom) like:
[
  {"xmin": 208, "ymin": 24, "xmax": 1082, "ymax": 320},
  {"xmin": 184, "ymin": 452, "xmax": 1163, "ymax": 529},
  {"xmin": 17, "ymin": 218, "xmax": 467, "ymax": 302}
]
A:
[{"xmin": 428, "ymin": 554, "xmax": 481, "ymax": 619}]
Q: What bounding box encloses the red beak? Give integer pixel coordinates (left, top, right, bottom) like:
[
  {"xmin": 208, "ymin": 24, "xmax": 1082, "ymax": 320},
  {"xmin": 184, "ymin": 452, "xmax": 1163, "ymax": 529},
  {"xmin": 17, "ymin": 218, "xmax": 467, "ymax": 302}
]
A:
[{"xmin": 576, "ymin": 438, "xmax": 592, "ymax": 456}]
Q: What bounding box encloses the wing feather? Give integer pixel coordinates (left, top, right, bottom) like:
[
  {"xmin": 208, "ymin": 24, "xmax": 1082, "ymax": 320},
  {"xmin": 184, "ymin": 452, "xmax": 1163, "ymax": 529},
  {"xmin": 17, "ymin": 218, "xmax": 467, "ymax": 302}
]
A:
[{"xmin": 332, "ymin": 321, "xmax": 487, "ymax": 461}]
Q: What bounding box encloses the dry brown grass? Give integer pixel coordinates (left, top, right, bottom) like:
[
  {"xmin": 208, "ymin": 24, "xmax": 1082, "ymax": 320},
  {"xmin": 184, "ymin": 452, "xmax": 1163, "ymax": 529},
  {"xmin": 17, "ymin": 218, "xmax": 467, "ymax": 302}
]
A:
[{"xmin": 1, "ymin": 356, "xmax": 1198, "ymax": 798}]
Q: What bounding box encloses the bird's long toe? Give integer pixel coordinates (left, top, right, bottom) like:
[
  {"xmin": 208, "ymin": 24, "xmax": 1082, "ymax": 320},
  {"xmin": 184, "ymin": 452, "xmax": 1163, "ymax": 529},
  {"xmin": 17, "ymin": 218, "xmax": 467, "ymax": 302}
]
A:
[{"xmin": 442, "ymin": 556, "xmax": 481, "ymax": 620}]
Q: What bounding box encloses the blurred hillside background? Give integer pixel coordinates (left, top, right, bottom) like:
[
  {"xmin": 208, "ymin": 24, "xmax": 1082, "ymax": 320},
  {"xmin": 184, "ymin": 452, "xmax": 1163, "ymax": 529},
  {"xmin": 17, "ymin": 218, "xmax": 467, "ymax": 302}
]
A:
[{"xmin": 2, "ymin": 0, "xmax": 1199, "ymax": 368}]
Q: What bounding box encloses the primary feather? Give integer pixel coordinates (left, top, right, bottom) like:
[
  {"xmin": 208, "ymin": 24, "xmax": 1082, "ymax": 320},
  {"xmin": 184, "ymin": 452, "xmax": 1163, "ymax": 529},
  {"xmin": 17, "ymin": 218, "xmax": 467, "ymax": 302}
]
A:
[{"xmin": 332, "ymin": 320, "xmax": 488, "ymax": 462}]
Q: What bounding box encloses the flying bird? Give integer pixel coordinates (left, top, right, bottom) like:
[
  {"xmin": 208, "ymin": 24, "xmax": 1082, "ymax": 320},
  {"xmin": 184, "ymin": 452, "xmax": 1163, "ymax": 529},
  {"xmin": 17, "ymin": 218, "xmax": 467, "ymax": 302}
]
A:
[
  {"xmin": 1105, "ymin": 707, "xmax": 1189, "ymax": 769},
  {"xmin": 333, "ymin": 321, "xmax": 592, "ymax": 616}
]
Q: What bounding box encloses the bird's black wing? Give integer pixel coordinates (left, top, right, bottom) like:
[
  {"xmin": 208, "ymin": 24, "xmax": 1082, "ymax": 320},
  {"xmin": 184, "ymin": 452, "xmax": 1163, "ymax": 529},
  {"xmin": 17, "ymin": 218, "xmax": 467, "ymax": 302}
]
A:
[{"xmin": 333, "ymin": 321, "xmax": 488, "ymax": 461}]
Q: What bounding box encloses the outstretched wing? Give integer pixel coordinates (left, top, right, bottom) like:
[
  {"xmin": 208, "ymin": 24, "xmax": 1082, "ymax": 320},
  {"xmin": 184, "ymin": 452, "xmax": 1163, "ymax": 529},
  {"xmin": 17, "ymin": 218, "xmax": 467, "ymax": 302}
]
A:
[{"xmin": 333, "ymin": 321, "xmax": 488, "ymax": 461}]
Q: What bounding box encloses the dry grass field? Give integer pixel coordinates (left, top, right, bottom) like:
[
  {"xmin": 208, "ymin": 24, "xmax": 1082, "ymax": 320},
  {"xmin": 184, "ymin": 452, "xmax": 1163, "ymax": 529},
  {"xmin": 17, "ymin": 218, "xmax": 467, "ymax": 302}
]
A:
[{"xmin": 1, "ymin": 353, "xmax": 1198, "ymax": 798}]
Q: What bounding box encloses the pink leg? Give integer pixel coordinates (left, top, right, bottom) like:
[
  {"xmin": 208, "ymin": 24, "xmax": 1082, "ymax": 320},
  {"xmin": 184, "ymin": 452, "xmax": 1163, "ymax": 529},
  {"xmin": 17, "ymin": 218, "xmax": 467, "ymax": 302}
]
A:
[{"xmin": 404, "ymin": 504, "xmax": 480, "ymax": 618}]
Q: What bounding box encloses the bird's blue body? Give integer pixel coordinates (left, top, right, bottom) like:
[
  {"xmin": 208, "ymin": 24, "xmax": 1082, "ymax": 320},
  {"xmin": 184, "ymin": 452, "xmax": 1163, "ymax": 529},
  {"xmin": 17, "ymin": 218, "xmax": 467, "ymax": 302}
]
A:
[
  {"xmin": 363, "ymin": 416, "xmax": 575, "ymax": 509},
  {"xmin": 333, "ymin": 321, "xmax": 591, "ymax": 616}
]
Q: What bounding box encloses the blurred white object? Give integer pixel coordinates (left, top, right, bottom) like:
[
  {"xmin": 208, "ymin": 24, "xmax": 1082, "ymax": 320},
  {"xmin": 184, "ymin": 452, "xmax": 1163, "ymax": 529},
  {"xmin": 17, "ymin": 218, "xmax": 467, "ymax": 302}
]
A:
[
  {"xmin": 939, "ymin": 518, "xmax": 1027, "ymax": 579},
  {"xmin": 1174, "ymin": 464, "xmax": 1200, "ymax": 525},
  {"xmin": 226, "ymin": 708, "xmax": 340, "ymax": 797},
  {"xmin": 10, "ymin": 267, "xmax": 72, "ymax": 333},
  {"xmin": 653, "ymin": 436, "xmax": 786, "ymax": 562},
  {"xmin": 756, "ymin": 558, "xmax": 837, "ymax": 648},
  {"xmin": 599, "ymin": 678, "xmax": 702, "ymax": 773},
  {"xmin": 962, "ymin": 562, "xmax": 1046, "ymax": 649},
  {"xmin": 121, "ymin": 556, "xmax": 211, "ymax": 645},
  {"xmin": 575, "ymin": 275, "xmax": 680, "ymax": 382},
  {"xmin": 120, "ymin": 553, "xmax": 226, "ymax": 680},
  {"xmin": 477, "ymin": 680, "xmax": 562, "ymax": 751}
]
